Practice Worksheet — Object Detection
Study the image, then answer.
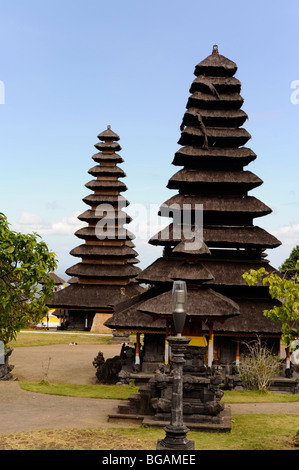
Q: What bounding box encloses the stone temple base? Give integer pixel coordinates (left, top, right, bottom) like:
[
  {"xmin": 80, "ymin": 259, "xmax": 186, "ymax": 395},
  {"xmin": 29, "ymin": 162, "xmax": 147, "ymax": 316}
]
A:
[
  {"xmin": 110, "ymin": 344, "xmax": 233, "ymax": 433},
  {"xmin": 109, "ymin": 405, "xmax": 231, "ymax": 432}
]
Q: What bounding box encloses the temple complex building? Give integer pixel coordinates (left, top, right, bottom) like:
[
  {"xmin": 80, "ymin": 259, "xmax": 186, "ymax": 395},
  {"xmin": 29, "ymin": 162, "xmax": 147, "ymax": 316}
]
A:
[
  {"xmin": 48, "ymin": 127, "xmax": 141, "ymax": 331},
  {"xmin": 105, "ymin": 46, "xmax": 282, "ymax": 370}
]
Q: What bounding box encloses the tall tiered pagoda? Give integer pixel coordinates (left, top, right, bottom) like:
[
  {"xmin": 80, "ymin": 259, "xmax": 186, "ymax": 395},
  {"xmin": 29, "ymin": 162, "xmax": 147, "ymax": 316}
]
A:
[
  {"xmin": 106, "ymin": 46, "xmax": 282, "ymax": 367},
  {"xmin": 48, "ymin": 127, "xmax": 141, "ymax": 330}
]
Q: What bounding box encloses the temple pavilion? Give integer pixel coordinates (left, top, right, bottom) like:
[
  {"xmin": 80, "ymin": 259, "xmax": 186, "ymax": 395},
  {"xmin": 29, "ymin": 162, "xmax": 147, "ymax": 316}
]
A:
[
  {"xmin": 105, "ymin": 46, "xmax": 282, "ymax": 369},
  {"xmin": 48, "ymin": 127, "xmax": 141, "ymax": 330}
]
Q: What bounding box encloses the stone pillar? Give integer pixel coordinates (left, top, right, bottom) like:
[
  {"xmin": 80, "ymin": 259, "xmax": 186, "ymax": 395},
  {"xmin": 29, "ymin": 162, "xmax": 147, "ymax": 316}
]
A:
[
  {"xmin": 157, "ymin": 336, "xmax": 195, "ymax": 450},
  {"xmin": 0, "ymin": 347, "xmax": 14, "ymax": 381}
]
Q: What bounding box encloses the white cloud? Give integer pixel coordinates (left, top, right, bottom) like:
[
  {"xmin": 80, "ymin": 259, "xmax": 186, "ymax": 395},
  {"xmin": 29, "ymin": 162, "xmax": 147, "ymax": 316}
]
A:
[
  {"xmin": 12, "ymin": 211, "xmax": 85, "ymax": 236},
  {"xmin": 272, "ymin": 223, "xmax": 299, "ymax": 247}
]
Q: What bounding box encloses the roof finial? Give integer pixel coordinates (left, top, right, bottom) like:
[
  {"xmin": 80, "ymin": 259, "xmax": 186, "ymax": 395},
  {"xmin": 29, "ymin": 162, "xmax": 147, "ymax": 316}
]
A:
[
  {"xmin": 212, "ymin": 44, "xmax": 219, "ymax": 55},
  {"xmin": 107, "ymin": 125, "xmax": 111, "ymax": 130}
]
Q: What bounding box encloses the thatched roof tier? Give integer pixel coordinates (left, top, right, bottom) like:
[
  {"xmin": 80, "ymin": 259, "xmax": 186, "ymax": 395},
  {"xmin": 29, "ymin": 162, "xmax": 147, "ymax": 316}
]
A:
[
  {"xmin": 85, "ymin": 179, "xmax": 127, "ymax": 191},
  {"xmin": 94, "ymin": 141, "xmax": 121, "ymax": 152},
  {"xmin": 137, "ymin": 257, "xmax": 214, "ymax": 284},
  {"xmin": 182, "ymin": 107, "xmax": 248, "ymax": 128},
  {"xmin": 178, "ymin": 126, "xmax": 251, "ymax": 147},
  {"xmin": 190, "ymin": 75, "xmax": 241, "ymax": 94},
  {"xmin": 194, "ymin": 49, "xmax": 237, "ymax": 77},
  {"xmin": 92, "ymin": 152, "xmax": 124, "ymax": 164},
  {"xmin": 138, "ymin": 287, "xmax": 239, "ymax": 320},
  {"xmin": 104, "ymin": 288, "xmax": 167, "ymax": 331},
  {"xmin": 82, "ymin": 194, "xmax": 129, "ymax": 207},
  {"xmin": 49, "ymin": 126, "xmax": 141, "ymax": 318},
  {"xmin": 167, "ymin": 169, "xmax": 262, "ymax": 193},
  {"xmin": 211, "ymin": 299, "xmax": 282, "ymax": 335},
  {"xmin": 172, "ymin": 240, "xmax": 211, "ymax": 255},
  {"xmin": 149, "ymin": 223, "xmax": 203, "ymax": 247},
  {"xmin": 77, "ymin": 209, "xmax": 132, "ymax": 224},
  {"xmin": 66, "ymin": 262, "xmax": 141, "ymax": 279},
  {"xmin": 172, "ymin": 146, "xmax": 256, "ymax": 168},
  {"xmin": 74, "ymin": 226, "xmax": 135, "ymax": 240},
  {"xmin": 40, "ymin": 272, "xmax": 66, "ymax": 285},
  {"xmin": 149, "ymin": 224, "xmax": 280, "ymax": 250},
  {"xmin": 48, "ymin": 282, "xmax": 142, "ymax": 310},
  {"xmin": 97, "ymin": 127, "xmax": 120, "ymax": 141},
  {"xmin": 70, "ymin": 244, "xmax": 139, "ymax": 258},
  {"xmin": 203, "ymin": 226, "xmax": 281, "ymax": 249},
  {"xmin": 88, "ymin": 165, "xmax": 126, "ymax": 177},
  {"xmin": 204, "ymin": 260, "xmax": 276, "ymax": 287},
  {"xmin": 49, "ymin": 272, "xmax": 65, "ymax": 285},
  {"xmin": 187, "ymin": 92, "xmax": 243, "ymax": 110},
  {"xmin": 159, "ymin": 194, "xmax": 272, "ymax": 221}
]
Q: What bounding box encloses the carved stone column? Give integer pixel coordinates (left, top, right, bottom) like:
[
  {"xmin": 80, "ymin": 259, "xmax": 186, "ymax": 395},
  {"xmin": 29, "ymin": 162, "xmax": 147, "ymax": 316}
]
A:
[{"xmin": 157, "ymin": 336, "xmax": 195, "ymax": 450}]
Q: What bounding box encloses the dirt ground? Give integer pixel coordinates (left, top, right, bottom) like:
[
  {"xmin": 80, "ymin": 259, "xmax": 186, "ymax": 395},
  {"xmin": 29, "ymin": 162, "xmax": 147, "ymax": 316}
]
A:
[
  {"xmin": 10, "ymin": 342, "xmax": 122, "ymax": 384},
  {"xmin": 0, "ymin": 342, "xmax": 298, "ymax": 434}
]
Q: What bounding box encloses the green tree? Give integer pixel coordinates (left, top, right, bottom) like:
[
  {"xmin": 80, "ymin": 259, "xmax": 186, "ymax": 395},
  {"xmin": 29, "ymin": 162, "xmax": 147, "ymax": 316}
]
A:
[
  {"xmin": 0, "ymin": 213, "xmax": 57, "ymax": 345},
  {"xmin": 280, "ymin": 245, "xmax": 299, "ymax": 279},
  {"xmin": 242, "ymin": 261, "xmax": 299, "ymax": 348}
]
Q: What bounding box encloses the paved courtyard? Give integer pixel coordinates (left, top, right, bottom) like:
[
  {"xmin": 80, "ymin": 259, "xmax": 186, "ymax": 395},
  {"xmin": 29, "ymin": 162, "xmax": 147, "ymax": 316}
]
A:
[{"xmin": 0, "ymin": 342, "xmax": 298, "ymax": 433}]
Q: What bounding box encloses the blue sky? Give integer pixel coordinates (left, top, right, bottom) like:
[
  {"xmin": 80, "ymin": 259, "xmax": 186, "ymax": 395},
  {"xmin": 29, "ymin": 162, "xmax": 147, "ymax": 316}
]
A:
[{"xmin": 0, "ymin": 0, "xmax": 298, "ymax": 279}]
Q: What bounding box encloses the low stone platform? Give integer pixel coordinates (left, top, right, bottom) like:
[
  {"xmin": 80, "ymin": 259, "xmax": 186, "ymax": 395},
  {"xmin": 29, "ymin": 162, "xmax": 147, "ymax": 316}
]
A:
[{"xmin": 109, "ymin": 405, "xmax": 232, "ymax": 432}]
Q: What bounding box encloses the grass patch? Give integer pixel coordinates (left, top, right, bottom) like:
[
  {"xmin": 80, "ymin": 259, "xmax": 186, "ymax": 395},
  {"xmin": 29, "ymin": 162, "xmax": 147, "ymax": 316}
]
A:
[
  {"xmin": 8, "ymin": 331, "xmax": 114, "ymax": 348},
  {"xmin": 18, "ymin": 380, "xmax": 299, "ymax": 402},
  {"xmin": 0, "ymin": 415, "xmax": 298, "ymax": 450},
  {"xmin": 19, "ymin": 381, "xmax": 139, "ymax": 400},
  {"xmin": 222, "ymin": 389, "xmax": 299, "ymax": 403}
]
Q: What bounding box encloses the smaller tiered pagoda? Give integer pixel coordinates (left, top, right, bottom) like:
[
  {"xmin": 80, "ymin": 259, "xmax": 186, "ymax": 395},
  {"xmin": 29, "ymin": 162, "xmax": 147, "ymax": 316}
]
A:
[{"xmin": 48, "ymin": 126, "xmax": 141, "ymax": 330}]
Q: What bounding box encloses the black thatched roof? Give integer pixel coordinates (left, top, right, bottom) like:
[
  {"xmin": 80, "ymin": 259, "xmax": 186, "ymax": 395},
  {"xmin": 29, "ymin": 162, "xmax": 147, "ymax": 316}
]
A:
[
  {"xmin": 74, "ymin": 226, "xmax": 136, "ymax": 241},
  {"xmin": 66, "ymin": 262, "xmax": 141, "ymax": 279},
  {"xmin": 85, "ymin": 179, "xmax": 127, "ymax": 191},
  {"xmin": 92, "ymin": 152, "xmax": 124, "ymax": 164},
  {"xmin": 97, "ymin": 126, "xmax": 120, "ymax": 141},
  {"xmin": 49, "ymin": 126, "xmax": 140, "ymax": 312},
  {"xmin": 190, "ymin": 75, "xmax": 242, "ymax": 94},
  {"xmin": 137, "ymin": 257, "xmax": 214, "ymax": 284},
  {"xmin": 159, "ymin": 194, "xmax": 272, "ymax": 219},
  {"xmin": 77, "ymin": 209, "xmax": 132, "ymax": 224},
  {"xmin": 48, "ymin": 282, "xmax": 142, "ymax": 310},
  {"xmin": 149, "ymin": 224, "xmax": 281, "ymax": 250},
  {"xmin": 167, "ymin": 168, "xmax": 262, "ymax": 192},
  {"xmin": 172, "ymin": 146, "xmax": 256, "ymax": 168},
  {"xmin": 211, "ymin": 299, "xmax": 282, "ymax": 335},
  {"xmin": 104, "ymin": 47, "xmax": 282, "ymax": 340},
  {"xmin": 70, "ymin": 244, "xmax": 139, "ymax": 259},
  {"xmin": 138, "ymin": 287, "xmax": 239, "ymax": 320},
  {"xmin": 40, "ymin": 272, "xmax": 66, "ymax": 285},
  {"xmin": 194, "ymin": 46, "xmax": 237, "ymax": 76},
  {"xmin": 104, "ymin": 287, "xmax": 167, "ymax": 331},
  {"xmin": 88, "ymin": 165, "xmax": 126, "ymax": 178},
  {"xmin": 82, "ymin": 193, "xmax": 129, "ymax": 207}
]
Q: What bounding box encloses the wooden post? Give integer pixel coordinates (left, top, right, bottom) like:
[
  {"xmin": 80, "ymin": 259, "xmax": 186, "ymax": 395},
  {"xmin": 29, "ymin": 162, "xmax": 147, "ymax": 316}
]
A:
[
  {"xmin": 236, "ymin": 337, "xmax": 240, "ymax": 367},
  {"xmin": 165, "ymin": 339, "xmax": 169, "ymax": 365},
  {"xmin": 208, "ymin": 323, "xmax": 214, "ymax": 368},
  {"xmin": 135, "ymin": 333, "xmax": 140, "ymax": 365}
]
